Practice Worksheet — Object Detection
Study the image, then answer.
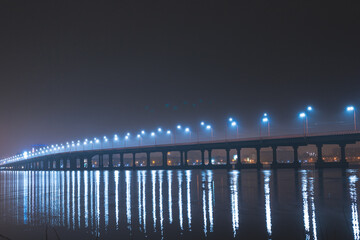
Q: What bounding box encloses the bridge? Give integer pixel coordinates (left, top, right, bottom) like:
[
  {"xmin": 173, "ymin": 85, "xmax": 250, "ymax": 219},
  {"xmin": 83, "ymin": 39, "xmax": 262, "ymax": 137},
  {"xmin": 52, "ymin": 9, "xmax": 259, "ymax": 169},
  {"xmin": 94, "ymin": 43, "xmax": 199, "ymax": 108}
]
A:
[{"xmin": 1, "ymin": 131, "xmax": 359, "ymax": 170}]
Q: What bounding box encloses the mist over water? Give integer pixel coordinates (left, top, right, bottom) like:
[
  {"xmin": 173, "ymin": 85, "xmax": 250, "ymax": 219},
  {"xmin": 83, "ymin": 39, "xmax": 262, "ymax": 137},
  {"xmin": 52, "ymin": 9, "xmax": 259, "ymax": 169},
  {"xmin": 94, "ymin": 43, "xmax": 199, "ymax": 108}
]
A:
[{"xmin": 0, "ymin": 169, "xmax": 358, "ymax": 239}]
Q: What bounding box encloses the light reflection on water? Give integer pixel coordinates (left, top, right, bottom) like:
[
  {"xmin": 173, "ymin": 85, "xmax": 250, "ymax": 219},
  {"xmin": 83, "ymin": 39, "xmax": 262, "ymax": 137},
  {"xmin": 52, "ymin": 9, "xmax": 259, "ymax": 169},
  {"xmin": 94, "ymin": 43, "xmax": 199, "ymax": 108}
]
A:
[{"xmin": 0, "ymin": 169, "xmax": 359, "ymax": 239}]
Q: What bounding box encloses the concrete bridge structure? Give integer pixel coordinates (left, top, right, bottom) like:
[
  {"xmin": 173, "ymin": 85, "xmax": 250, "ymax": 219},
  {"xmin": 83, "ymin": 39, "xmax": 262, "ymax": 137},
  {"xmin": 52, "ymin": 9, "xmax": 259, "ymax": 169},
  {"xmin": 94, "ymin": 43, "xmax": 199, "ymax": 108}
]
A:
[{"xmin": 1, "ymin": 132, "xmax": 360, "ymax": 170}]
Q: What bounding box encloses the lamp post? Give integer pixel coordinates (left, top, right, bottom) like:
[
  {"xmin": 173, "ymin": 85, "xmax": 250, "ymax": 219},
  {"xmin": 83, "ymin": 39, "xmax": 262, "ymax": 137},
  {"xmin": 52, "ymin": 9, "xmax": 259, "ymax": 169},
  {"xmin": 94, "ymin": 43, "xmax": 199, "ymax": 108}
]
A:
[
  {"xmin": 137, "ymin": 134, "xmax": 142, "ymax": 146},
  {"xmin": 299, "ymin": 112, "xmax": 307, "ymax": 136},
  {"xmin": 167, "ymin": 130, "xmax": 173, "ymax": 144},
  {"xmin": 206, "ymin": 125, "xmax": 213, "ymax": 141},
  {"xmin": 231, "ymin": 121, "xmax": 239, "ymax": 138},
  {"xmin": 185, "ymin": 127, "xmax": 191, "ymax": 141},
  {"xmin": 151, "ymin": 132, "xmax": 156, "ymax": 144},
  {"xmin": 262, "ymin": 113, "xmax": 270, "ymax": 137},
  {"xmin": 347, "ymin": 106, "xmax": 357, "ymax": 131}
]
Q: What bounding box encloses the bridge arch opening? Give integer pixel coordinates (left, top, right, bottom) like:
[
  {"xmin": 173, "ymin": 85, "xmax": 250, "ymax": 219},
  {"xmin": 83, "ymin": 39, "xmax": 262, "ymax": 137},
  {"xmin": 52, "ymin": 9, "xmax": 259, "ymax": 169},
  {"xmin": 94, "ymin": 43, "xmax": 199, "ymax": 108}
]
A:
[
  {"xmin": 212, "ymin": 149, "xmax": 226, "ymax": 165},
  {"xmin": 277, "ymin": 146, "xmax": 295, "ymax": 163},
  {"xmin": 298, "ymin": 145, "xmax": 317, "ymax": 164},
  {"xmin": 150, "ymin": 152, "xmax": 162, "ymax": 166},
  {"xmin": 167, "ymin": 151, "xmax": 180, "ymax": 166},
  {"xmin": 240, "ymin": 148, "xmax": 257, "ymax": 165},
  {"xmin": 135, "ymin": 153, "xmax": 147, "ymax": 167},
  {"xmin": 322, "ymin": 144, "xmax": 341, "ymax": 163},
  {"xmin": 91, "ymin": 155, "xmax": 99, "ymax": 168},
  {"xmin": 346, "ymin": 142, "xmax": 360, "ymax": 163},
  {"xmin": 123, "ymin": 153, "xmax": 133, "ymax": 167},
  {"xmin": 112, "ymin": 154, "xmax": 121, "ymax": 167},
  {"xmin": 186, "ymin": 150, "xmax": 202, "ymax": 165}
]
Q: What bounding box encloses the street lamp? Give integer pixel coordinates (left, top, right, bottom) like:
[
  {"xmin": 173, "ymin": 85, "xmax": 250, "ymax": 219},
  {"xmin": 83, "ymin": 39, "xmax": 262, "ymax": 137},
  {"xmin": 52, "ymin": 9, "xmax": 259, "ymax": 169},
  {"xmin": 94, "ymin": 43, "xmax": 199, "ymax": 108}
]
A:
[
  {"xmin": 347, "ymin": 106, "xmax": 357, "ymax": 131},
  {"xmin": 137, "ymin": 134, "xmax": 142, "ymax": 146},
  {"xmin": 166, "ymin": 130, "xmax": 173, "ymax": 144},
  {"xmin": 151, "ymin": 132, "xmax": 156, "ymax": 144},
  {"xmin": 231, "ymin": 121, "xmax": 239, "ymax": 138},
  {"xmin": 125, "ymin": 135, "xmax": 129, "ymax": 147},
  {"xmin": 206, "ymin": 125, "xmax": 213, "ymax": 141},
  {"xmin": 185, "ymin": 127, "xmax": 191, "ymax": 141},
  {"xmin": 299, "ymin": 112, "xmax": 307, "ymax": 135},
  {"xmin": 262, "ymin": 113, "xmax": 270, "ymax": 137}
]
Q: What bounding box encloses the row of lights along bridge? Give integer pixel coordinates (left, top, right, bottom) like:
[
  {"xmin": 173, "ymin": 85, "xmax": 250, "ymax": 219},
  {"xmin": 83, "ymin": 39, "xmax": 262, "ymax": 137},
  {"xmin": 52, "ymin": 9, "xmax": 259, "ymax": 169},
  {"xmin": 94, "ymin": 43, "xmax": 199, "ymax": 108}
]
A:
[{"xmin": 0, "ymin": 105, "xmax": 357, "ymax": 164}]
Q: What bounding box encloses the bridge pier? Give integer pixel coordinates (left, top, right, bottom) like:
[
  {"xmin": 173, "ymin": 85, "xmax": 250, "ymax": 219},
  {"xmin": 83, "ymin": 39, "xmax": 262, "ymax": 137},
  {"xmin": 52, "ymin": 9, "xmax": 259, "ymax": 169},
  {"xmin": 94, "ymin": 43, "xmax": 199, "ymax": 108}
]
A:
[
  {"xmin": 315, "ymin": 144, "xmax": 324, "ymax": 168},
  {"xmin": 293, "ymin": 145, "xmax": 300, "ymax": 168},
  {"xmin": 88, "ymin": 157, "xmax": 93, "ymax": 170},
  {"xmin": 108, "ymin": 154, "xmax": 113, "ymax": 169},
  {"xmin": 184, "ymin": 151, "xmax": 188, "ymax": 167},
  {"xmin": 339, "ymin": 143, "xmax": 349, "ymax": 167},
  {"xmin": 132, "ymin": 153, "xmax": 136, "ymax": 169},
  {"xmin": 163, "ymin": 151, "xmax": 168, "ymax": 169},
  {"xmin": 271, "ymin": 146, "xmax": 277, "ymax": 169},
  {"xmin": 80, "ymin": 158, "xmax": 84, "ymax": 170},
  {"xmin": 236, "ymin": 148, "xmax": 242, "ymax": 169},
  {"xmin": 208, "ymin": 149, "xmax": 212, "ymax": 166},
  {"xmin": 226, "ymin": 148, "xmax": 231, "ymax": 168},
  {"xmin": 146, "ymin": 152, "xmax": 150, "ymax": 169},
  {"xmin": 120, "ymin": 153, "xmax": 124, "ymax": 169},
  {"xmin": 55, "ymin": 159, "xmax": 60, "ymax": 170},
  {"xmin": 201, "ymin": 150, "xmax": 205, "ymax": 168},
  {"xmin": 180, "ymin": 151, "xmax": 184, "ymax": 167},
  {"xmin": 70, "ymin": 158, "xmax": 77, "ymax": 170},
  {"xmin": 256, "ymin": 147, "xmax": 262, "ymax": 169}
]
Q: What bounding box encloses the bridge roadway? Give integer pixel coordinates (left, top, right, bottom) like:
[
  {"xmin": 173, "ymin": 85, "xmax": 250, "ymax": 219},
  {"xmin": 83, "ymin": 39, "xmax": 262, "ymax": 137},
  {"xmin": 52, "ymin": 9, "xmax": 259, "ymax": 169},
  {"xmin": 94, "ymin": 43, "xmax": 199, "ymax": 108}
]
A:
[{"xmin": 2, "ymin": 132, "xmax": 360, "ymax": 170}]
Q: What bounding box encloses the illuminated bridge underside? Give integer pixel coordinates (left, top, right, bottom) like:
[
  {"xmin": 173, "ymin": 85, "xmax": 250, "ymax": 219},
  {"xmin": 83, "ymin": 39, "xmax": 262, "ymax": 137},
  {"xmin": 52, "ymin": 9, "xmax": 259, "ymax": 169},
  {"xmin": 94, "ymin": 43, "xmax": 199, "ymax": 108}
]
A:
[{"xmin": 2, "ymin": 133, "xmax": 360, "ymax": 170}]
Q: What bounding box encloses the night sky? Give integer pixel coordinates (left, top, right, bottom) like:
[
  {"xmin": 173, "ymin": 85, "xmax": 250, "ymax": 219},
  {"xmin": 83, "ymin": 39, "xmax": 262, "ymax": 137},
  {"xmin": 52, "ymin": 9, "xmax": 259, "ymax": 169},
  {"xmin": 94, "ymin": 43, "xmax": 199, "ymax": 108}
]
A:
[{"xmin": 0, "ymin": 1, "xmax": 359, "ymax": 156}]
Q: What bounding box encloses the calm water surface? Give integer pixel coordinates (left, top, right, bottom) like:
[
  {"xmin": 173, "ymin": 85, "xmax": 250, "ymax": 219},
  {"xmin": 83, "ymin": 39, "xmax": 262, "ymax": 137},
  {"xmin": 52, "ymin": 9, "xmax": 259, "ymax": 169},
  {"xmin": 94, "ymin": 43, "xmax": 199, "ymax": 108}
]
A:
[{"xmin": 0, "ymin": 168, "xmax": 359, "ymax": 239}]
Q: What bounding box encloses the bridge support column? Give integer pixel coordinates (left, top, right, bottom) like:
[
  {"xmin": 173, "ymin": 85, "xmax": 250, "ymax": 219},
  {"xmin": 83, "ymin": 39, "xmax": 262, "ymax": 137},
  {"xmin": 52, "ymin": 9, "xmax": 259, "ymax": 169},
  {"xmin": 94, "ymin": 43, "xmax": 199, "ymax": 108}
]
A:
[
  {"xmin": 339, "ymin": 143, "xmax": 349, "ymax": 167},
  {"xmin": 226, "ymin": 148, "xmax": 231, "ymax": 167},
  {"xmin": 163, "ymin": 152, "xmax": 168, "ymax": 169},
  {"xmin": 315, "ymin": 144, "xmax": 324, "ymax": 168},
  {"xmin": 271, "ymin": 146, "xmax": 277, "ymax": 169},
  {"xmin": 208, "ymin": 149, "xmax": 212, "ymax": 166},
  {"xmin": 80, "ymin": 158, "xmax": 84, "ymax": 170},
  {"xmin": 108, "ymin": 154, "xmax": 113, "ymax": 169},
  {"xmin": 99, "ymin": 155, "xmax": 104, "ymax": 169},
  {"xmin": 180, "ymin": 151, "xmax": 184, "ymax": 167},
  {"xmin": 236, "ymin": 148, "xmax": 242, "ymax": 169},
  {"xmin": 70, "ymin": 158, "xmax": 77, "ymax": 170},
  {"xmin": 120, "ymin": 153, "xmax": 124, "ymax": 169},
  {"xmin": 201, "ymin": 150, "xmax": 205, "ymax": 168},
  {"xmin": 132, "ymin": 153, "xmax": 136, "ymax": 169},
  {"xmin": 55, "ymin": 159, "xmax": 60, "ymax": 170},
  {"xmin": 146, "ymin": 152, "xmax": 151, "ymax": 169},
  {"xmin": 293, "ymin": 146, "xmax": 300, "ymax": 168},
  {"xmin": 256, "ymin": 147, "xmax": 262, "ymax": 169},
  {"xmin": 88, "ymin": 157, "xmax": 93, "ymax": 170},
  {"xmin": 184, "ymin": 151, "xmax": 188, "ymax": 167}
]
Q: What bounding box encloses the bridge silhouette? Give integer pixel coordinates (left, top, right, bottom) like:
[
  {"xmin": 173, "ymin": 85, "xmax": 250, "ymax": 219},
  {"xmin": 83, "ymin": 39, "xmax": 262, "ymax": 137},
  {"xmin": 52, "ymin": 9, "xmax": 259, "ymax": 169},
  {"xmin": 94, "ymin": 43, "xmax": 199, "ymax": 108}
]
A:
[{"xmin": 1, "ymin": 131, "xmax": 359, "ymax": 170}]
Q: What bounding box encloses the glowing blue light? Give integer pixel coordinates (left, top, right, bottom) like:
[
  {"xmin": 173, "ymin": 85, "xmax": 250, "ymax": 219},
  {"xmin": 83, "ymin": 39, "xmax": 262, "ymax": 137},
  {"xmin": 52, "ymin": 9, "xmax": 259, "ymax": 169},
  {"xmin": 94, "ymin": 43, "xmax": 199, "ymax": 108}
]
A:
[
  {"xmin": 158, "ymin": 128, "xmax": 162, "ymax": 132},
  {"xmin": 307, "ymin": 106, "xmax": 313, "ymax": 111},
  {"xmin": 347, "ymin": 106, "xmax": 355, "ymax": 112},
  {"xmin": 167, "ymin": 130, "xmax": 171, "ymax": 134},
  {"xmin": 264, "ymin": 113, "xmax": 268, "ymax": 117},
  {"xmin": 177, "ymin": 125, "xmax": 181, "ymax": 129},
  {"xmin": 185, "ymin": 128, "xmax": 190, "ymax": 132},
  {"xmin": 262, "ymin": 117, "xmax": 269, "ymax": 123},
  {"xmin": 95, "ymin": 139, "xmax": 99, "ymax": 144},
  {"xmin": 299, "ymin": 112, "xmax": 306, "ymax": 118},
  {"xmin": 206, "ymin": 125, "xmax": 211, "ymax": 129},
  {"xmin": 201, "ymin": 122, "xmax": 205, "ymax": 126},
  {"xmin": 231, "ymin": 121, "xmax": 237, "ymax": 126},
  {"xmin": 23, "ymin": 151, "xmax": 28, "ymax": 159},
  {"xmin": 127, "ymin": 132, "xmax": 130, "ymax": 136},
  {"xmin": 229, "ymin": 117, "xmax": 233, "ymax": 122},
  {"xmin": 151, "ymin": 132, "xmax": 155, "ymax": 136},
  {"xmin": 141, "ymin": 130, "xmax": 145, "ymax": 135},
  {"xmin": 137, "ymin": 134, "xmax": 141, "ymax": 138},
  {"xmin": 125, "ymin": 136, "xmax": 129, "ymax": 140}
]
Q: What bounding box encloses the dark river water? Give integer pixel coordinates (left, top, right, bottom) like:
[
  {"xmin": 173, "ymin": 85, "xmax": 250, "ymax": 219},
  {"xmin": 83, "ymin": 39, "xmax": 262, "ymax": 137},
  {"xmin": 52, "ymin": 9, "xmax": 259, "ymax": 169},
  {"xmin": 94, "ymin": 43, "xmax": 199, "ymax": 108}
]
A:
[{"xmin": 0, "ymin": 168, "xmax": 359, "ymax": 239}]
